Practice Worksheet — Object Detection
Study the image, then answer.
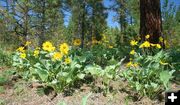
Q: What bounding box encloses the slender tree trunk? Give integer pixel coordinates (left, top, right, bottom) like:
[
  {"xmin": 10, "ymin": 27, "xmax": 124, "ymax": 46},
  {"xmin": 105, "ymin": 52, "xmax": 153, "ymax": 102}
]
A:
[
  {"xmin": 5, "ymin": 0, "xmax": 9, "ymax": 12},
  {"xmin": 140, "ymin": 0, "xmax": 163, "ymax": 45},
  {"xmin": 39, "ymin": 0, "xmax": 46, "ymax": 45},
  {"xmin": 119, "ymin": 0, "xmax": 126, "ymax": 44},
  {"xmin": 24, "ymin": 0, "xmax": 29, "ymax": 43},
  {"xmin": 80, "ymin": 1, "xmax": 85, "ymax": 48}
]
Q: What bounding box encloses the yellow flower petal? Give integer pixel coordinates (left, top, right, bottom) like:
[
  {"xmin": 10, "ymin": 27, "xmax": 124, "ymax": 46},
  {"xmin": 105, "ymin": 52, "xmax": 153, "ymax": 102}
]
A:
[
  {"xmin": 60, "ymin": 43, "xmax": 69, "ymax": 55},
  {"xmin": 20, "ymin": 53, "xmax": 26, "ymax": 59},
  {"xmin": 130, "ymin": 50, "xmax": 135, "ymax": 55},
  {"xmin": 130, "ymin": 40, "xmax": 138, "ymax": 46},
  {"xmin": 145, "ymin": 35, "xmax": 150, "ymax": 39},
  {"xmin": 16, "ymin": 46, "xmax": 25, "ymax": 53},
  {"xmin": 65, "ymin": 57, "xmax": 71, "ymax": 64},
  {"xmin": 156, "ymin": 44, "xmax": 161, "ymax": 49},
  {"xmin": 53, "ymin": 52, "xmax": 63, "ymax": 60},
  {"xmin": 73, "ymin": 39, "xmax": 81, "ymax": 46},
  {"xmin": 42, "ymin": 41, "xmax": 55, "ymax": 52}
]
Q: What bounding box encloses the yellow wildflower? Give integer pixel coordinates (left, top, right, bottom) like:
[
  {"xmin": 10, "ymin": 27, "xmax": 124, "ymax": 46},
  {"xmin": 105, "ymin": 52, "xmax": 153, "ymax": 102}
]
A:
[
  {"xmin": 130, "ymin": 50, "xmax": 135, "ymax": 55},
  {"xmin": 102, "ymin": 34, "xmax": 107, "ymax": 41},
  {"xmin": 133, "ymin": 63, "xmax": 138, "ymax": 67},
  {"xmin": 35, "ymin": 47, "xmax": 40, "ymax": 50},
  {"xmin": 139, "ymin": 41, "xmax": 151, "ymax": 48},
  {"xmin": 60, "ymin": 43, "xmax": 69, "ymax": 55},
  {"xmin": 108, "ymin": 45, "xmax": 113, "ymax": 48},
  {"xmin": 20, "ymin": 53, "xmax": 26, "ymax": 59},
  {"xmin": 33, "ymin": 50, "xmax": 39, "ymax": 57},
  {"xmin": 145, "ymin": 34, "xmax": 150, "ymax": 39},
  {"xmin": 42, "ymin": 41, "xmax": 55, "ymax": 52},
  {"xmin": 130, "ymin": 40, "xmax": 138, "ymax": 46},
  {"xmin": 65, "ymin": 57, "xmax": 71, "ymax": 64},
  {"xmin": 53, "ymin": 52, "xmax": 63, "ymax": 60},
  {"xmin": 160, "ymin": 60, "xmax": 168, "ymax": 65},
  {"xmin": 25, "ymin": 41, "xmax": 31, "ymax": 46},
  {"xmin": 16, "ymin": 46, "xmax": 25, "ymax": 53},
  {"xmin": 143, "ymin": 41, "xmax": 151, "ymax": 47},
  {"xmin": 92, "ymin": 37, "xmax": 98, "ymax": 44},
  {"xmin": 159, "ymin": 37, "xmax": 163, "ymax": 42},
  {"xmin": 137, "ymin": 36, "xmax": 141, "ymax": 41},
  {"xmin": 156, "ymin": 44, "xmax": 161, "ymax": 49},
  {"xmin": 126, "ymin": 61, "xmax": 133, "ymax": 67},
  {"xmin": 130, "ymin": 58, "xmax": 133, "ymax": 61},
  {"xmin": 73, "ymin": 39, "xmax": 81, "ymax": 46},
  {"xmin": 150, "ymin": 43, "xmax": 156, "ymax": 47},
  {"xmin": 164, "ymin": 40, "xmax": 167, "ymax": 45}
]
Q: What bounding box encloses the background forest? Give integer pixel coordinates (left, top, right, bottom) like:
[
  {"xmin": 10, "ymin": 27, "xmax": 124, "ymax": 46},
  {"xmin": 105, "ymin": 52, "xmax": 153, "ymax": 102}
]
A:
[{"xmin": 0, "ymin": 0, "xmax": 180, "ymax": 105}]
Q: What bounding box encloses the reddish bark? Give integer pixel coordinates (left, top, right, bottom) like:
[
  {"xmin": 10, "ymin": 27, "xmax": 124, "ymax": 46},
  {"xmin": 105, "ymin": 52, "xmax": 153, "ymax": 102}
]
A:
[{"xmin": 140, "ymin": 0, "xmax": 163, "ymax": 45}]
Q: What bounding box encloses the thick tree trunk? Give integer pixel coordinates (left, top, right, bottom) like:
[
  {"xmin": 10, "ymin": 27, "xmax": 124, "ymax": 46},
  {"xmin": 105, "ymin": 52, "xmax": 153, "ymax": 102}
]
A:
[{"xmin": 140, "ymin": 0, "xmax": 163, "ymax": 44}]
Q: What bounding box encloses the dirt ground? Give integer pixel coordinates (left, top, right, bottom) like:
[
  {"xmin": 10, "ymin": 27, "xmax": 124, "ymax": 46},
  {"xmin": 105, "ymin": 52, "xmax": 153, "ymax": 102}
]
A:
[
  {"xmin": 0, "ymin": 68, "xmax": 179, "ymax": 105},
  {"xmin": 0, "ymin": 80, "xmax": 166, "ymax": 105}
]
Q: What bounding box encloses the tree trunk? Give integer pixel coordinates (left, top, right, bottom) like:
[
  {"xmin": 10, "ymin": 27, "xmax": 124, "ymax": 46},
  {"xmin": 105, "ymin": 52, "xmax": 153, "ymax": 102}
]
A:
[
  {"xmin": 39, "ymin": 0, "xmax": 46, "ymax": 45},
  {"xmin": 80, "ymin": 1, "xmax": 85, "ymax": 49},
  {"xmin": 140, "ymin": 0, "xmax": 163, "ymax": 44},
  {"xmin": 119, "ymin": 0, "xmax": 126, "ymax": 44}
]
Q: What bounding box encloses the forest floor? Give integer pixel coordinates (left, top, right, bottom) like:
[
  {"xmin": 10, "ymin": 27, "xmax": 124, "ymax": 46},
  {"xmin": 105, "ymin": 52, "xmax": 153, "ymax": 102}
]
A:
[{"xmin": 0, "ymin": 67, "xmax": 179, "ymax": 105}]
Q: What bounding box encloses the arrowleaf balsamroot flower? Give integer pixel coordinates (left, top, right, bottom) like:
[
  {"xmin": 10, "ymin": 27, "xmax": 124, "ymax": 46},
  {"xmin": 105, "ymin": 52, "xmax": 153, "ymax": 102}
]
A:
[
  {"xmin": 108, "ymin": 45, "xmax": 113, "ymax": 48},
  {"xmin": 126, "ymin": 61, "xmax": 138, "ymax": 68},
  {"xmin": 73, "ymin": 39, "xmax": 81, "ymax": 46},
  {"xmin": 65, "ymin": 57, "xmax": 71, "ymax": 64},
  {"xmin": 130, "ymin": 40, "xmax": 138, "ymax": 46},
  {"xmin": 42, "ymin": 41, "xmax": 55, "ymax": 52},
  {"xmin": 53, "ymin": 52, "xmax": 63, "ymax": 60},
  {"xmin": 16, "ymin": 46, "xmax": 25, "ymax": 53},
  {"xmin": 150, "ymin": 43, "xmax": 156, "ymax": 47},
  {"xmin": 126, "ymin": 61, "xmax": 132, "ymax": 67},
  {"xmin": 60, "ymin": 43, "xmax": 69, "ymax": 55},
  {"xmin": 92, "ymin": 37, "xmax": 98, "ymax": 44},
  {"xmin": 33, "ymin": 50, "xmax": 39, "ymax": 57},
  {"xmin": 139, "ymin": 41, "xmax": 151, "ymax": 48},
  {"xmin": 159, "ymin": 37, "xmax": 163, "ymax": 42},
  {"xmin": 156, "ymin": 44, "xmax": 161, "ymax": 49},
  {"xmin": 20, "ymin": 53, "xmax": 26, "ymax": 59},
  {"xmin": 160, "ymin": 60, "xmax": 168, "ymax": 65},
  {"xmin": 145, "ymin": 34, "xmax": 150, "ymax": 39},
  {"xmin": 130, "ymin": 50, "xmax": 135, "ymax": 55},
  {"xmin": 25, "ymin": 41, "xmax": 31, "ymax": 46}
]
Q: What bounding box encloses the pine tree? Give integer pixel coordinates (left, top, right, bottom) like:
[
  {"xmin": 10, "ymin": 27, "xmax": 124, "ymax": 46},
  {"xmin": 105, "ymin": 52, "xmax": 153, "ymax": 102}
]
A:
[{"xmin": 140, "ymin": 0, "xmax": 162, "ymax": 44}]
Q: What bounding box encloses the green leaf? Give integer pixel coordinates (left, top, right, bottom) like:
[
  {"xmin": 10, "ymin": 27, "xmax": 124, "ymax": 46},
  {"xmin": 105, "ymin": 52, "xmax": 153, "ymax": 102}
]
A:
[
  {"xmin": 75, "ymin": 64, "xmax": 82, "ymax": 68},
  {"xmin": 77, "ymin": 73, "xmax": 85, "ymax": 79},
  {"xmin": 57, "ymin": 101, "xmax": 67, "ymax": 105},
  {"xmin": 135, "ymin": 82, "xmax": 141, "ymax": 91},
  {"xmin": 66, "ymin": 77, "xmax": 72, "ymax": 83},
  {"xmin": 160, "ymin": 70, "xmax": 174, "ymax": 90},
  {"xmin": 0, "ymin": 86, "xmax": 5, "ymax": 94},
  {"xmin": 0, "ymin": 77, "xmax": 7, "ymax": 85},
  {"xmin": 79, "ymin": 56, "xmax": 86, "ymax": 63},
  {"xmin": 85, "ymin": 65, "xmax": 101, "ymax": 75},
  {"xmin": 35, "ymin": 69, "xmax": 48, "ymax": 82},
  {"xmin": 81, "ymin": 92, "xmax": 92, "ymax": 105},
  {"xmin": 151, "ymin": 82, "xmax": 158, "ymax": 89}
]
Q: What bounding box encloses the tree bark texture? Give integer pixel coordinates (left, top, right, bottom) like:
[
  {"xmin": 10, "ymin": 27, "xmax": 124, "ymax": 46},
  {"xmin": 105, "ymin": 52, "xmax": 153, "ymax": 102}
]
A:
[{"xmin": 140, "ymin": 0, "xmax": 162, "ymax": 44}]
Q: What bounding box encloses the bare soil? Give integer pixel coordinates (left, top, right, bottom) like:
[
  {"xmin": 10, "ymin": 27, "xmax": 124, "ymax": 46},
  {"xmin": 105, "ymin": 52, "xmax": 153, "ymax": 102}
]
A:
[
  {"xmin": 0, "ymin": 68, "xmax": 179, "ymax": 105},
  {"xmin": 0, "ymin": 81, "xmax": 166, "ymax": 105}
]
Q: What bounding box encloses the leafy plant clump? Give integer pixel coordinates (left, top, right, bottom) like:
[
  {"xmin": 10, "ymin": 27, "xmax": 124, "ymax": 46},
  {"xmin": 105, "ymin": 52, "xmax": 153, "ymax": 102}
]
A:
[
  {"xmin": 12, "ymin": 41, "xmax": 120, "ymax": 93},
  {"xmin": 122, "ymin": 35, "xmax": 175, "ymax": 99}
]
